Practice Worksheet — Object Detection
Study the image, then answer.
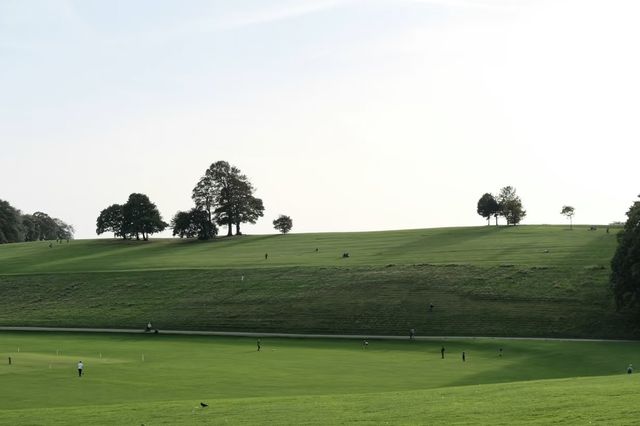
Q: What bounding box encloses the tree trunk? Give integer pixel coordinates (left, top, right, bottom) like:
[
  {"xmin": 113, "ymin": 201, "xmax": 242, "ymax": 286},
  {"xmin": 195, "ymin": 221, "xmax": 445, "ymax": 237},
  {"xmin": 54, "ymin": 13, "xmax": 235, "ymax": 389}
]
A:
[
  {"xmin": 235, "ymin": 222, "xmax": 242, "ymax": 235},
  {"xmin": 494, "ymin": 215, "xmax": 498, "ymax": 226},
  {"xmin": 227, "ymin": 223, "xmax": 233, "ymax": 236},
  {"xmin": 135, "ymin": 232, "xmax": 140, "ymax": 241}
]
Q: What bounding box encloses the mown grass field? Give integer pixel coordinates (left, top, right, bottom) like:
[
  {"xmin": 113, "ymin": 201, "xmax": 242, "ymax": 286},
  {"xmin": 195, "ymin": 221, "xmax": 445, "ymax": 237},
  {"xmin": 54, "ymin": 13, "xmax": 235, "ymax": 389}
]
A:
[
  {"xmin": 0, "ymin": 225, "xmax": 634, "ymax": 338},
  {"xmin": 1, "ymin": 332, "xmax": 639, "ymax": 425}
]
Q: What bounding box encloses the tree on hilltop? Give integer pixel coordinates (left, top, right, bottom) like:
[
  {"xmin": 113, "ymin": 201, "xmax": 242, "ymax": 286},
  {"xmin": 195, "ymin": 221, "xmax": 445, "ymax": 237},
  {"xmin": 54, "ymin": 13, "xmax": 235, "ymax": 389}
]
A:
[
  {"xmin": 561, "ymin": 206, "xmax": 575, "ymax": 230},
  {"xmin": 477, "ymin": 193, "xmax": 499, "ymax": 226},
  {"xmin": 611, "ymin": 195, "xmax": 640, "ymax": 311},
  {"xmin": 122, "ymin": 193, "xmax": 167, "ymax": 241},
  {"xmin": 171, "ymin": 208, "xmax": 217, "ymax": 240},
  {"xmin": 192, "ymin": 161, "xmax": 264, "ymax": 237},
  {"xmin": 273, "ymin": 215, "xmax": 293, "ymax": 234},
  {"xmin": 498, "ymin": 186, "xmax": 526, "ymax": 226},
  {"xmin": 96, "ymin": 194, "xmax": 167, "ymax": 240},
  {"xmin": 0, "ymin": 199, "xmax": 24, "ymax": 243},
  {"xmin": 96, "ymin": 204, "xmax": 125, "ymax": 238}
]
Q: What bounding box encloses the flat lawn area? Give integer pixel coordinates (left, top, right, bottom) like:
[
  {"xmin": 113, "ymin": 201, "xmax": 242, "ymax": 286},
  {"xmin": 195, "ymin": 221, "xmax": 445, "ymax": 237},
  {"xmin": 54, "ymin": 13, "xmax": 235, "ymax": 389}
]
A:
[{"xmin": 0, "ymin": 332, "xmax": 639, "ymax": 424}]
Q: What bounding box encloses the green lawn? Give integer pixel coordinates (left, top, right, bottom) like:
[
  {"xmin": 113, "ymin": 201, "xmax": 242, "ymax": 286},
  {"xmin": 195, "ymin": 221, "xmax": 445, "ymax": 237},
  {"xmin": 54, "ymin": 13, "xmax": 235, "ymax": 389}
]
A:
[
  {"xmin": 0, "ymin": 225, "xmax": 617, "ymax": 273},
  {"xmin": 0, "ymin": 225, "xmax": 634, "ymax": 338},
  {"xmin": 0, "ymin": 332, "xmax": 638, "ymax": 425}
]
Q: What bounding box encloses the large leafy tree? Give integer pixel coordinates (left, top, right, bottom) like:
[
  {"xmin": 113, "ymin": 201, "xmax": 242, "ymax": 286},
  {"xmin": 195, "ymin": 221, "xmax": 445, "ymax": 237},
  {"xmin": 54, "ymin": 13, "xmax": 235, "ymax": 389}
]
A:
[
  {"xmin": 96, "ymin": 204, "xmax": 125, "ymax": 238},
  {"xmin": 273, "ymin": 215, "xmax": 293, "ymax": 234},
  {"xmin": 32, "ymin": 211, "xmax": 60, "ymax": 240},
  {"xmin": 477, "ymin": 193, "xmax": 499, "ymax": 226},
  {"xmin": 0, "ymin": 199, "xmax": 24, "ymax": 243},
  {"xmin": 561, "ymin": 205, "xmax": 575, "ymax": 230},
  {"xmin": 192, "ymin": 161, "xmax": 264, "ymax": 237},
  {"xmin": 171, "ymin": 208, "xmax": 217, "ymax": 240},
  {"xmin": 498, "ymin": 186, "xmax": 526, "ymax": 226},
  {"xmin": 611, "ymin": 196, "xmax": 640, "ymax": 310},
  {"xmin": 122, "ymin": 193, "xmax": 167, "ymax": 241}
]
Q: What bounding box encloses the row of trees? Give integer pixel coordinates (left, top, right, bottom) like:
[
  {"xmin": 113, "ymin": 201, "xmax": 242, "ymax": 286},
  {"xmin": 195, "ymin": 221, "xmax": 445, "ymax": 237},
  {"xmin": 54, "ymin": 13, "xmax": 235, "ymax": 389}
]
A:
[
  {"xmin": 476, "ymin": 186, "xmax": 527, "ymax": 226},
  {"xmin": 97, "ymin": 161, "xmax": 273, "ymax": 241},
  {"xmin": 0, "ymin": 199, "xmax": 74, "ymax": 244},
  {"xmin": 96, "ymin": 193, "xmax": 167, "ymax": 241}
]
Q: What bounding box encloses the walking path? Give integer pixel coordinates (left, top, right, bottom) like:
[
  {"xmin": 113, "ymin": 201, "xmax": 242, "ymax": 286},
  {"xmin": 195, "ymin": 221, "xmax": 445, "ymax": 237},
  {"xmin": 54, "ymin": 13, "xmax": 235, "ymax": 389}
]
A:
[{"xmin": 0, "ymin": 326, "xmax": 636, "ymax": 342}]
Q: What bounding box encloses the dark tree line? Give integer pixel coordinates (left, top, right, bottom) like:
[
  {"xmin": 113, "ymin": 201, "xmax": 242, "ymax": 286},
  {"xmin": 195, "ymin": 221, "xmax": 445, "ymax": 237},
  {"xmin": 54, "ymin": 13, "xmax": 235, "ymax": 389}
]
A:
[
  {"xmin": 477, "ymin": 186, "xmax": 526, "ymax": 226},
  {"xmin": 611, "ymin": 195, "xmax": 640, "ymax": 312},
  {"xmin": 172, "ymin": 161, "xmax": 265, "ymax": 239},
  {"xmin": 96, "ymin": 193, "xmax": 167, "ymax": 241},
  {"xmin": 0, "ymin": 199, "xmax": 74, "ymax": 244}
]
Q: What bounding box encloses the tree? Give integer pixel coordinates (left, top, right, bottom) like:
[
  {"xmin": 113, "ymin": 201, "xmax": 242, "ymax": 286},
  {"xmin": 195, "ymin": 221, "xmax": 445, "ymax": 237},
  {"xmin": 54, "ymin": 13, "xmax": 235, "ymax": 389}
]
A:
[
  {"xmin": 96, "ymin": 204, "xmax": 125, "ymax": 238},
  {"xmin": 171, "ymin": 208, "xmax": 217, "ymax": 240},
  {"xmin": 20, "ymin": 214, "xmax": 38, "ymax": 241},
  {"xmin": 561, "ymin": 205, "xmax": 575, "ymax": 230},
  {"xmin": 611, "ymin": 196, "xmax": 640, "ymax": 310},
  {"xmin": 192, "ymin": 161, "xmax": 264, "ymax": 237},
  {"xmin": 477, "ymin": 193, "xmax": 499, "ymax": 226},
  {"xmin": 122, "ymin": 193, "xmax": 167, "ymax": 241},
  {"xmin": 273, "ymin": 215, "xmax": 293, "ymax": 234},
  {"xmin": 0, "ymin": 199, "xmax": 24, "ymax": 243},
  {"xmin": 497, "ymin": 186, "xmax": 526, "ymax": 226}
]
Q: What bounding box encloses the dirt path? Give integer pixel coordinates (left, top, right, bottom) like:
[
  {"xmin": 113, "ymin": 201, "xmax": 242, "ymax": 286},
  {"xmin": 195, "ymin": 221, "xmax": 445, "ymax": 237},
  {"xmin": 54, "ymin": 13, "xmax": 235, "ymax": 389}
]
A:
[{"xmin": 0, "ymin": 326, "xmax": 636, "ymax": 342}]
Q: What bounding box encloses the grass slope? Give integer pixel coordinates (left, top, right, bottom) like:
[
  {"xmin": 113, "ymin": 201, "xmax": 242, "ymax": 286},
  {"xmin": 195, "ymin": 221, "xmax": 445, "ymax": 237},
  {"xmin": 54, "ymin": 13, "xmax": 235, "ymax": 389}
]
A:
[
  {"xmin": 0, "ymin": 333, "xmax": 638, "ymax": 425},
  {"xmin": 0, "ymin": 225, "xmax": 633, "ymax": 338}
]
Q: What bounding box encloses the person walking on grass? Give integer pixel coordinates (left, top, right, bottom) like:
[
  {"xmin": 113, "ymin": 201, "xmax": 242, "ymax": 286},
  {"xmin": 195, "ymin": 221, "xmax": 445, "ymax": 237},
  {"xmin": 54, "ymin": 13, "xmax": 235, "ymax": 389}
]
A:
[
  {"xmin": 363, "ymin": 339, "xmax": 369, "ymax": 349},
  {"xmin": 77, "ymin": 361, "xmax": 84, "ymax": 377},
  {"xmin": 462, "ymin": 351, "xmax": 466, "ymax": 362},
  {"xmin": 257, "ymin": 339, "xmax": 261, "ymax": 352},
  {"xmin": 628, "ymin": 364, "xmax": 633, "ymax": 374},
  {"xmin": 441, "ymin": 346, "xmax": 445, "ymax": 359}
]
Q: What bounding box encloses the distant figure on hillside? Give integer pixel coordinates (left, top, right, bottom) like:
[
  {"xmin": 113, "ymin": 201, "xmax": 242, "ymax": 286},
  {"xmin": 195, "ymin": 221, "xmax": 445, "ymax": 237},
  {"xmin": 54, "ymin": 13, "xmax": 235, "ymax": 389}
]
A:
[
  {"xmin": 409, "ymin": 328, "xmax": 415, "ymax": 340},
  {"xmin": 265, "ymin": 253, "xmax": 268, "ymax": 260},
  {"xmin": 462, "ymin": 351, "xmax": 466, "ymax": 362},
  {"xmin": 77, "ymin": 360, "xmax": 84, "ymax": 377},
  {"xmin": 363, "ymin": 339, "xmax": 369, "ymax": 349},
  {"xmin": 499, "ymin": 348, "xmax": 503, "ymax": 357},
  {"xmin": 145, "ymin": 321, "xmax": 152, "ymax": 332},
  {"xmin": 606, "ymin": 227, "xmax": 610, "ymax": 234},
  {"xmin": 628, "ymin": 364, "xmax": 633, "ymax": 374},
  {"xmin": 342, "ymin": 252, "xmax": 350, "ymax": 258},
  {"xmin": 429, "ymin": 304, "xmax": 434, "ymax": 312},
  {"xmin": 441, "ymin": 346, "xmax": 445, "ymax": 359},
  {"xmin": 315, "ymin": 248, "xmax": 319, "ymax": 252},
  {"xmin": 241, "ymin": 275, "xmax": 245, "ymax": 282},
  {"xmin": 8, "ymin": 357, "xmax": 11, "ymax": 365},
  {"xmin": 257, "ymin": 339, "xmax": 261, "ymax": 351}
]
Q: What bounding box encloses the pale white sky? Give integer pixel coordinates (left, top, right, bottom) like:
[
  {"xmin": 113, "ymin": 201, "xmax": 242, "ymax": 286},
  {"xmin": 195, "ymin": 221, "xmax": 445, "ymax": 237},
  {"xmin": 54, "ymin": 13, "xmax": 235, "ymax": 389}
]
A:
[{"xmin": 1, "ymin": 0, "xmax": 639, "ymax": 238}]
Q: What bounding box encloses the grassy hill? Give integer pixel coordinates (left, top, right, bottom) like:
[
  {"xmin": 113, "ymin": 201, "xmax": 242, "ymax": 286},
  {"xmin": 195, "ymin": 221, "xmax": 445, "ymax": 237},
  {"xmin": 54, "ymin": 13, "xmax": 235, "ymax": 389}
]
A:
[{"xmin": 0, "ymin": 225, "xmax": 635, "ymax": 338}]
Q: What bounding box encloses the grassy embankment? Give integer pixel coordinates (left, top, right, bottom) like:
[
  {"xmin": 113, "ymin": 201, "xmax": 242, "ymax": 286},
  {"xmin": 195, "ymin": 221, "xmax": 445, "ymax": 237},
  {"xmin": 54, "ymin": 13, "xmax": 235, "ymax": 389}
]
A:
[
  {"xmin": 0, "ymin": 332, "xmax": 639, "ymax": 425},
  {"xmin": 0, "ymin": 225, "xmax": 634, "ymax": 338}
]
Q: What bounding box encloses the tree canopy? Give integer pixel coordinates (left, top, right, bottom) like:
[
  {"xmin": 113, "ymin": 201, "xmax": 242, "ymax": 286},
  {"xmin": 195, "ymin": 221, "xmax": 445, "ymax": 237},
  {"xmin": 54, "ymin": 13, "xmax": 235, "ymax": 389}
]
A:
[
  {"xmin": 561, "ymin": 206, "xmax": 575, "ymax": 229},
  {"xmin": 96, "ymin": 194, "xmax": 167, "ymax": 240},
  {"xmin": 273, "ymin": 215, "xmax": 293, "ymax": 234},
  {"xmin": 0, "ymin": 199, "xmax": 73, "ymax": 244},
  {"xmin": 477, "ymin": 193, "xmax": 499, "ymax": 226},
  {"xmin": 611, "ymin": 196, "xmax": 640, "ymax": 310},
  {"xmin": 191, "ymin": 161, "xmax": 264, "ymax": 237},
  {"xmin": 497, "ymin": 186, "xmax": 526, "ymax": 226},
  {"xmin": 171, "ymin": 208, "xmax": 217, "ymax": 240}
]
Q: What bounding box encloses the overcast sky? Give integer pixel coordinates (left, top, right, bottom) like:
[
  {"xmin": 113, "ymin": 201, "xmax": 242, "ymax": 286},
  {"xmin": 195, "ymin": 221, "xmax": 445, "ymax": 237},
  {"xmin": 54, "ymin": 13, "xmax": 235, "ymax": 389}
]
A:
[{"xmin": 1, "ymin": 0, "xmax": 639, "ymax": 239}]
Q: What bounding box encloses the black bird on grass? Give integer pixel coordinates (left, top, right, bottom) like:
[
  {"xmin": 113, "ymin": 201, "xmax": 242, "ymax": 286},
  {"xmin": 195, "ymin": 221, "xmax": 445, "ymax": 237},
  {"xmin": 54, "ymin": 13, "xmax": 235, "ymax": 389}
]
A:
[{"xmin": 200, "ymin": 402, "xmax": 209, "ymax": 408}]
